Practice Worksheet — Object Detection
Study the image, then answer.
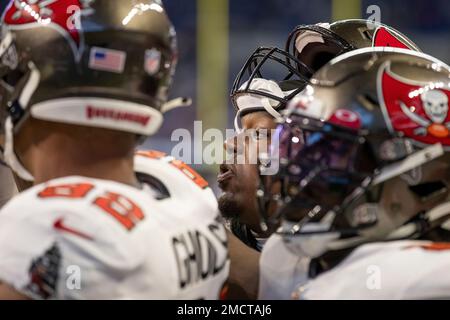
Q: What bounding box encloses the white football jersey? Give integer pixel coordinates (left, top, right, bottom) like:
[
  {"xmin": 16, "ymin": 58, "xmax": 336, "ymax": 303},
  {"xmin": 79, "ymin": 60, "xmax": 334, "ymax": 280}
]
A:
[
  {"xmin": 298, "ymin": 240, "xmax": 450, "ymax": 300},
  {"xmin": 133, "ymin": 150, "xmax": 218, "ymax": 215},
  {"xmin": 258, "ymin": 234, "xmax": 310, "ymax": 300},
  {"xmin": 0, "ymin": 153, "xmax": 229, "ymax": 300},
  {"xmin": 260, "ymin": 235, "xmax": 450, "ymax": 300}
]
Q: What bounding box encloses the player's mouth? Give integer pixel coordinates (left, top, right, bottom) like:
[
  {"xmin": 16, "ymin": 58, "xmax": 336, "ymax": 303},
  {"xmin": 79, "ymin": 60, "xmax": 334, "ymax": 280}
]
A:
[{"xmin": 217, "ymin": 164, "xmax": 235, "ymax": 188}]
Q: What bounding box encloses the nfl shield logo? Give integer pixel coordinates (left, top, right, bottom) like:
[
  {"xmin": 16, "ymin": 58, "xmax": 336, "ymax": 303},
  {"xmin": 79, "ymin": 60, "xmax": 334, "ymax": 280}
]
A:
[{"xmin": 144, "ymin": 49, "xmax": 161, "ymax": 75}]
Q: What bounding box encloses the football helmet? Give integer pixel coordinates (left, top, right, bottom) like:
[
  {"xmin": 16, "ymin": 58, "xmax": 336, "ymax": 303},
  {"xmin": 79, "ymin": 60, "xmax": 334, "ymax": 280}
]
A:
[
  {"xmin": 230, "ymin": 20, "xmax": 421, "ymax": 133},
  {"xmin": 286, "ymin": 19, "xmax": 421, "ymax": 74},
  {"xmin": 258, "ymin": 47, "xmax": 450, "ymax": 257},
  {"xmin": 0, "ymin": 0, "xmax": 179, "ymax": 180},
  {"xmin": 231, "ymin": 47, "xmax": 310, "ymax": 132}
]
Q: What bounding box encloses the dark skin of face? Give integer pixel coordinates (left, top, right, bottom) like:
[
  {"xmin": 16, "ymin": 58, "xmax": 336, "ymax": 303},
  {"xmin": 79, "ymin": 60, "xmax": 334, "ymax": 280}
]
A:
[{"xmin": 218, "ymin": 111, "xmax": 277, "ymax": 236}]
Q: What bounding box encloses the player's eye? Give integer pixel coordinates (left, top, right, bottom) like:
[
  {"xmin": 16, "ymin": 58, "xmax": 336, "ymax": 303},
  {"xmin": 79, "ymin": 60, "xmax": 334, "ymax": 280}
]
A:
[{"xmin": 250, "ymin": 128, "xmax": 270, "ymax": 141}]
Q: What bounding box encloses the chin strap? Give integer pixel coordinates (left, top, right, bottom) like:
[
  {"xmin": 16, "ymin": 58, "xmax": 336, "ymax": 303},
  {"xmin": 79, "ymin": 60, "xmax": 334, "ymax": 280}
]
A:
[
  {"xmin": 233, "ymin": 109, "xmax": 244, "ymax": 133},
  {"xmin": 2, "ymin": 61, "xmax": 40, "ymax": 182},
  {"xmin": 373, "ymin": 143, "xmax": 444, "ymax": 185},
  {"xmin": 4, "ymin": 117, "xmax": 34, "ymax": 181},
  {"xmin": 261, "ymin": 98, "xmax": 283, "ymax": 121},
  {"xmin": 233, "ymin": 99, "xmax": 284, "ymax": 133},
  {"xmin": 161, "ymin": 97, "xmax": 192, "ymax": 114},
  {"xmin": 312, "ymin": 201, "xmax": 450, "ymax": 255},
  {"xmin": 387, "ymin": 202, "xmax": 450, "ymax": 238}
]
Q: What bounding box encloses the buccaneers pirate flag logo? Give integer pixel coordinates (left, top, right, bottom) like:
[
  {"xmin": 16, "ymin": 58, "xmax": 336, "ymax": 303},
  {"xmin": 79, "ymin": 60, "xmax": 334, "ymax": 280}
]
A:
[
  {"xmin": 379, "ymin": 62, "xmax": 450, "ymax": 148},
  {"xmin": 372, "ymin": 27, "xmax": 411, "ymax": 49},
  {"xmin": 2, "ymin": 0, "xmax": 93, "ymax": 61}
]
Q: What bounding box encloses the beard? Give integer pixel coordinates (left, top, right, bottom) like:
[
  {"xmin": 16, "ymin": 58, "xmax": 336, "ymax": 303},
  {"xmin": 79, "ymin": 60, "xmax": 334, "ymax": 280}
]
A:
[{"xmin": 218, "ymin": 192, "xmax": 243, "ymax": 220}]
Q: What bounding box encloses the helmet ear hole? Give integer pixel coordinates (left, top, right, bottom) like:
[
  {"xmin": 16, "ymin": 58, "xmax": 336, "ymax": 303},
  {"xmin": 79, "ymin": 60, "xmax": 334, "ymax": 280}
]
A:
[
  {"xmin": 296, "ymin": 42, "xmax": 343, "ymax": 73},
  {"xmin": 311, "ymin": 51, "xmax": 338, "ymax": 71}
]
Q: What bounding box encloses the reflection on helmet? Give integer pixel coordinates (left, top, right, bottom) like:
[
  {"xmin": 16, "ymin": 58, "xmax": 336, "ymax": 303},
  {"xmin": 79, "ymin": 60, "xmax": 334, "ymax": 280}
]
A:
[
  {"xmin": 0, "ymin": 0, "xmax": 178, "ymax": 136},
  {"xmin": 285, "ymin": 19, "xmax": 422, "ymax": 79},
  {"xmin": 258, "ymin": 48, "xmax": 450, "ymax": 258},
  {"xmin": 0, "ymin": 0, "xmax": 178, "ymax": 181},
  {"xmin": 231, "ymin": 47, "xmax": 310, "ymax": 132}
]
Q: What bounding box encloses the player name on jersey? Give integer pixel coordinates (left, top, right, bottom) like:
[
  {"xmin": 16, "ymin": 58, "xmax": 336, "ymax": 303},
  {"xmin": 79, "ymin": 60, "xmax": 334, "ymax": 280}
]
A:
[{"xmin": 172, "ymin": 217, "xmax": 228, "ymax": 289}]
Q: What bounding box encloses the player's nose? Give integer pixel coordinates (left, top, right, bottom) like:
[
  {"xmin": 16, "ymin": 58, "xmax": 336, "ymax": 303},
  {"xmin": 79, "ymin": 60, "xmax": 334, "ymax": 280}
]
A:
[{"xmin": 224, "ymin": 132, "xmax": 246, "ymax": 155}]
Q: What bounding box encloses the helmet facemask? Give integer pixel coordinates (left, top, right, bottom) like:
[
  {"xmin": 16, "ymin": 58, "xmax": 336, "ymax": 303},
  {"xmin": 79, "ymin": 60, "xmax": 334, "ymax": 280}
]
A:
[
  {"xmin": 257, "ymin": 48, "xmax": 450, "ymax": 258},
  {"xmin": 257, "ymin": 111, "xmax": 377, "ymax": 233},
  {"xmin": 231, "ymin": 47, "xmax": 311, "ymax": 133},
  {"xmin": 260, "ymin": 108, "xmax": 448, "ymax": 257}
]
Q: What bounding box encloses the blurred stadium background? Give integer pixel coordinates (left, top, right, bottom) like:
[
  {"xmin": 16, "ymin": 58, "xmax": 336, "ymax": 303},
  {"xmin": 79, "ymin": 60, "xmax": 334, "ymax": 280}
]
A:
[{"xmin": 2, "ymin": 0, "xmax": 449, "ymax": 194}]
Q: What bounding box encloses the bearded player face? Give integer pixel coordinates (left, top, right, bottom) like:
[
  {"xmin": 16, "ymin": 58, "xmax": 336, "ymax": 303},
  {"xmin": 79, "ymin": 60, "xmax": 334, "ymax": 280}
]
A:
[{"xmin": 218, "ymin": 111, "xmax": 277, "ymax": 233}]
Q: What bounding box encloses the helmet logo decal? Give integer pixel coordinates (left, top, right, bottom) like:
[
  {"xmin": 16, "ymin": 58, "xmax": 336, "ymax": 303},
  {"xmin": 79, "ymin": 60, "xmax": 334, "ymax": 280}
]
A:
[
  {"xmin": 9, "ymin": 0, "xmax": 57, "ymax": 22},
  {"xmin": 144, "ymin": 48, "xmax": 162, "ymax": 76},
  {"xmin": 372, "ymin": 26, "xmax": 410, "ymax": 49},
  {"xmin": 2, "ymin": 0, "xmax": 92, "ymax": 61},
  {"xmin": 378, "ymin": 62, "xmax": 450, "ymax": 147},
  {"xmin": 329, "ymin": 109, "xmax": 362, "ymax": 130}
]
